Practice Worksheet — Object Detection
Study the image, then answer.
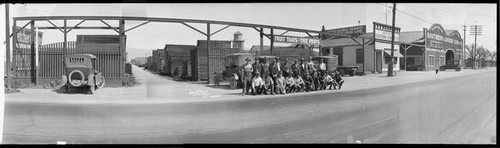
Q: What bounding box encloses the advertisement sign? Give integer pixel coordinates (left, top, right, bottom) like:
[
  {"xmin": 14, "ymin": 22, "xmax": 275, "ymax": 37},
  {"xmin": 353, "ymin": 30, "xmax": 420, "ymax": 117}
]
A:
[
  {"xmin": 15, "ymin": 26, "xmax": 43, "ymax": 49},
  {"xmin": 373, "ymin": 22, "xmax": 400, "ymax": 42},
  {"xmin": 325, "ymin": 25, "xmax": 366, "ymax": 36},
  {"xmin": 273, "ymin": 35, "xmax": 321, "ymax": 46}
]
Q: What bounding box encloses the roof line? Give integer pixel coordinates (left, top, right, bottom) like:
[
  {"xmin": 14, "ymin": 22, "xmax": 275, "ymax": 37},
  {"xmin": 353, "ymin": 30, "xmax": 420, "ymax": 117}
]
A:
[{"xmin": 13, "ymin": 16, "xmax": 351, "ymax": 38}]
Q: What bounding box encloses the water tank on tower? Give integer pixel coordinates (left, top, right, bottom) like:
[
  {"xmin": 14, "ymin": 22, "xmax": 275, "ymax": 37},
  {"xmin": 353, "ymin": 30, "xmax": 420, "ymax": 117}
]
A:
[{"xmin": 232, "ymin": 31, "xmax": 244, "ymax": 49}]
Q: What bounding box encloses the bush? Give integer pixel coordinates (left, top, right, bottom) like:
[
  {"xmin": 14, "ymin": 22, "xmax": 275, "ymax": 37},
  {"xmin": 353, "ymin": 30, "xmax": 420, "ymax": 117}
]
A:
[
  {"xmin": 125, "ymin": 63, "xmax": 133, "ymax": 74},
  {"xmin": 122, "ymin": 73, "xmax": 137, "ymax": 87}
]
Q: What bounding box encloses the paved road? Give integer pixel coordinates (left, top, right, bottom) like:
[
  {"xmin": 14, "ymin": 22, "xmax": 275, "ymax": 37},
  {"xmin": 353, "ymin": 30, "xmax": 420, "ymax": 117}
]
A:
[{"xmin": 2, "ymin": 70, "xmax": 496, "ymax": 144}]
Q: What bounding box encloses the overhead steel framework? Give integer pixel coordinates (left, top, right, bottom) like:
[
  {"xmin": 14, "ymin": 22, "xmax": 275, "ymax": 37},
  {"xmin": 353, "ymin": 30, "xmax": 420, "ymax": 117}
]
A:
[{"xmin": 7, "ymin": 16, "xmax": 364, "ymax": 86}]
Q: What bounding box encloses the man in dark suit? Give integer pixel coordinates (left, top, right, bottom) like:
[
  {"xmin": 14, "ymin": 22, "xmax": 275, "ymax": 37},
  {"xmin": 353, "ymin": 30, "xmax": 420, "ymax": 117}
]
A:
[
  {"xmin": 281, "ymin": 58, "xmax": 292, "ymax": 78},
  {"xmin": 269, "ymin": 59, "xmax": 280, "ymax": 84},
  {"xmin": 252, "ymin": 57, "xmax": 261, "ymax": 77},
  {"xmin": 299, "ymin": 58, "xmax": 307, "ymax": 78},
  {"xmin": 260, "ymin": 57, "xmax": 270, "ymax": 78},
  {"xmin": 291, "ymin": 60, "xmax": 299, "ymax": 77}
]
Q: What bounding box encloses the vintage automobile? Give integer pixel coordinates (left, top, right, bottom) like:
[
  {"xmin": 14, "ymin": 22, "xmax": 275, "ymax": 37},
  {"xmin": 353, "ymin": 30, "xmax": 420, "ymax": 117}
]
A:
[
  {"xmin": 61, "ymin": 54, "xmax": 105, "ymax": 94},
  {"xmin": 439, "ymin": 60, "xmax": 461, "ymax": 71},
  {"xmin": 214, "ymin": 53, "xmax": 255, "ymax": 89}
]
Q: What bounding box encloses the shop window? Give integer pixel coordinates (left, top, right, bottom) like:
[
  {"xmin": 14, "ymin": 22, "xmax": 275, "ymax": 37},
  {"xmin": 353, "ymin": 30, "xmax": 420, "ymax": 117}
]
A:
[
  {"xmin": 440, "ymin": 56, "xmax": 445, "ymax": 66},
  {"xmin": 356, "ymin": 48, "xmax": 363, "ymax": 64},
  {"xmin": 428, "ymin": 55, "xmax": 435, "ymax": 67}
]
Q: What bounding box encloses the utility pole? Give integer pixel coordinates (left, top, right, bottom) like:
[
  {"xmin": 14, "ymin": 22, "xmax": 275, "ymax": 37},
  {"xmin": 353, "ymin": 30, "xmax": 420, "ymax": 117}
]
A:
[
  {"xmin": 463, "ymin": 24, "xmax": 466, "ymax": 68},
  {"xmin": 5, "ymin": 4, "xmax": 11, "ymax": 89},
  {"xmin": 388, "ymin": 3, "xmax": 396, "ymax": 76},
  {"xmin": 470, "ymin": 24, "xmax": 482, "ymax": 69}
]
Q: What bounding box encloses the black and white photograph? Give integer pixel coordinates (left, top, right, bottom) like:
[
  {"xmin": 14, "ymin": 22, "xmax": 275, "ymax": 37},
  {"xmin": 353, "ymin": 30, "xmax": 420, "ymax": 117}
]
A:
[{"xmin": 0, "ymin": 3, "xmax": 497, "ymax": 144}]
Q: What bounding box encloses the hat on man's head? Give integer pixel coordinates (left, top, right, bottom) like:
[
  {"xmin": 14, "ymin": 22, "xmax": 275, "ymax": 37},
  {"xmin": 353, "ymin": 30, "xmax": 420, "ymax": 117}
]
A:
[
  {"xmin": 300, "ymin": 58, "xmax": 305, "ymax": 61},
  {"xmin": 245, "ymin": 57, "xmax": 251, "ymax": 61}
]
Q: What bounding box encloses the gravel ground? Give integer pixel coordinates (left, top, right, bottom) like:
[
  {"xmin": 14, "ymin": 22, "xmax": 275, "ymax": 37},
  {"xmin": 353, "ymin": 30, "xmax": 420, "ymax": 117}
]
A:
[{"xmin": 4, "ymin": 65, "xmax": 496, "ymax": 104}]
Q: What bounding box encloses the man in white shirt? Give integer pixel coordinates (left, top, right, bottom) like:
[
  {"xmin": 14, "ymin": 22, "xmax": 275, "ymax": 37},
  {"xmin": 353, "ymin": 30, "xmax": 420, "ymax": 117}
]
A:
[
  {"xmin": 319, "ymin": 58, "xmax": 327, "ymax": 76},
  {"xmin": 251, "ymin": 72, "xmax": 265, "ymax": 95}
]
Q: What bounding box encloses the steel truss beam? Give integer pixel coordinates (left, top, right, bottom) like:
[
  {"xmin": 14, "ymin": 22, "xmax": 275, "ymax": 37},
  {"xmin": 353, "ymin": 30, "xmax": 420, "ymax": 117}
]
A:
[{"xmin": 181, "ymin": 22, "xmax": 207, "ymax": 36}]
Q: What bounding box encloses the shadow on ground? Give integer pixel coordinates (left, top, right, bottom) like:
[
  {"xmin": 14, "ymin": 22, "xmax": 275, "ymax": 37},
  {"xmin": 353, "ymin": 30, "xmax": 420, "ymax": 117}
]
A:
[{"xmin": 53, "ymin": 85, "xmax": 93, "ymax": 95}]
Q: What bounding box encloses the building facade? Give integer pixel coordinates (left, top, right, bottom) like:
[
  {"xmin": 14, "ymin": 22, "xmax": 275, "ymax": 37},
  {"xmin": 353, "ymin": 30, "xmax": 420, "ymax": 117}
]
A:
[
  {"xmin": 320, "ymin": 22, "xmax": 402, "ymax": 74},
  {"xmin": 401, "ymin": 24, "xmax": 463, "ymax": 71}
]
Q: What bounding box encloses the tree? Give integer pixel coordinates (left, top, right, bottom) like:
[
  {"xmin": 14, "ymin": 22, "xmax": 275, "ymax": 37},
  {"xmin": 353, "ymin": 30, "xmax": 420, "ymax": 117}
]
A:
[
  {"xmin": 487, "ymin": 50, "xmax": 497, "ymax": 61},
  {"xmin": 465, "ymin": 44, "xmax": 489, "ymax": 61}
]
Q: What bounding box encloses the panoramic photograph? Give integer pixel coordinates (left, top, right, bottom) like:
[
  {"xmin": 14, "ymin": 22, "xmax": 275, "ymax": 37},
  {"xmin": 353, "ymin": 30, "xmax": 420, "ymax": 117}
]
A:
[{"xmin": 0, "ymin": 3, "xmax": 497, "ymax": 144}]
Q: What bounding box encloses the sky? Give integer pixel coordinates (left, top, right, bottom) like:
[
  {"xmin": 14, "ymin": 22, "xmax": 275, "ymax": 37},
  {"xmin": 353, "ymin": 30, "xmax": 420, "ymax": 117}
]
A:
[{"xmin": 0, "ymin": 3, "xmax": 497, "ymax": 61}]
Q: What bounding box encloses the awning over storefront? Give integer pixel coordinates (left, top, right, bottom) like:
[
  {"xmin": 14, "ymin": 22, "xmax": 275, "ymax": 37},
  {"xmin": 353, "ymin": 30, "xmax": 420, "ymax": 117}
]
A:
[{"xmin": 384, "ymin": 50, "xmax": 404, "ymax": 57}]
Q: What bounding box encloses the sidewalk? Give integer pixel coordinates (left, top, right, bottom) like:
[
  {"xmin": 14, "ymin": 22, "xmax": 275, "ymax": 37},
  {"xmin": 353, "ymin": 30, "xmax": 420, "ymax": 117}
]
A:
[{"xmin": 4, "ymin": 66, "xmax": 496, "ymax": 105}]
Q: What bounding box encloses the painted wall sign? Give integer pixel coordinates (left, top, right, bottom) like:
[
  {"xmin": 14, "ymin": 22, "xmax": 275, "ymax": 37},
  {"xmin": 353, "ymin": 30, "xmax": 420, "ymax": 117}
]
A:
[
  {"xmin": 325, "ymin": 25, "xmax": 366, "ymax": 36},
  {"xmin": 274, "ymin": 35, "xmax": 320, "ymax": 46},
  {"xmin": 373, "ymin": 22, "xmax": 400, "ymax": 42},
  {"xmin": 15, "ymin": 26, "xmax": 43, "ymax": 49}
]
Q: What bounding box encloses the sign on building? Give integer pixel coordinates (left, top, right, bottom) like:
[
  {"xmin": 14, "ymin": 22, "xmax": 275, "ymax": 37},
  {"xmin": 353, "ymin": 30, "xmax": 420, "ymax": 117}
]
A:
[
  {"xmin": 373, "ymin": 22, "xmax": 400, "ymax": 42},
  {"xmin": 15, "ymin": 26, "xmax": 43, "ymax": 49},
  {"xmin": 325, "ymin": 25, "xmax": 366, "ymax": 36},
  {"xmin": 273, "ymin": 35, "xmax": 321, "ymax": 46}
]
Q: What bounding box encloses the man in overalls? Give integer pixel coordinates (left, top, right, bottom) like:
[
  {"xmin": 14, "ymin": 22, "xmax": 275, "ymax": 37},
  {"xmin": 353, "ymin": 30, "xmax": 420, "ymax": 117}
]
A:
[{"xmin": 241, "ymin": 57, "xmax": 254, "ymax": 96}]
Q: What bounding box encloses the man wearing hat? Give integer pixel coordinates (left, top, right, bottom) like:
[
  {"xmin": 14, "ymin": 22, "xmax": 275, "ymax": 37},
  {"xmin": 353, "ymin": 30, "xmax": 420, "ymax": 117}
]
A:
[
  {"xmin": 299, "ymin": 58, "xmax": 307, "ymax": 78},
  {"xmin": 252, "ymin": 57, "xmax": 261, "ymax": 77},
  {"xmin": 251, "ymin": 72, "xmax": 265, "ymax": 95},
  {"xmin": 275, "ymin": 71, "xmax": 286, "ymax": 94},
  {"xmin": 241, "ymin": 57, "xmax": 254, "ymax": 96},
  {"xmin": 291, "ymin": 60, "xmax": 299, "ymax": 77},
  {"xmin": 306, "ymin": 56, "xmax": 317, "ymax": 75},
  {"xmin": 281, "ymin": 58, "xmax": 291, "ymax": 78},
  {"xmin": 269, "ymin": 59, "xmax": 280, "ymax": 94},
  {"xmin": 260, "ymin": 57, "xmax": 270, "ymax": 78}
]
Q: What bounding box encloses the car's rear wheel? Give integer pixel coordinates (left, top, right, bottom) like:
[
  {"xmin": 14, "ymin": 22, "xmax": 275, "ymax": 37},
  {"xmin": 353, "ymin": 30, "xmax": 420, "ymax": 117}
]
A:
[{"xmin": 68, "ymin": 70, "xmax": 85, "ymax": 87}]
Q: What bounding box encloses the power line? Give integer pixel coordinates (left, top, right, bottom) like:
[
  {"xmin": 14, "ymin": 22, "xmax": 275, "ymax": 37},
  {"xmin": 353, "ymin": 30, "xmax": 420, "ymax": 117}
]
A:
[{"xmin": 377, "ymin": 3, "xmax": 434, "ymax": 25}]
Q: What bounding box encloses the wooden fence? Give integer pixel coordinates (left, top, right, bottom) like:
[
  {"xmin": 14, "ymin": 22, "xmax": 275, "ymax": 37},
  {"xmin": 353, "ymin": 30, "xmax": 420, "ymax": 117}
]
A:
[{"xmin": 12, "ymin": 41, "xmax": 122, "ymax": 85}]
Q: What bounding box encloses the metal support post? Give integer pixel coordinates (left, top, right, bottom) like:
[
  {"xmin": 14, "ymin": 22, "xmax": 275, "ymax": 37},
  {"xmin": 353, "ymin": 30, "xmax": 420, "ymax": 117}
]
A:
[
  {"xmin": 260, "ymin": 27, "xmax": 263, "ymax": 56},
  {"xmin": 270, "ymin": 28, "xmax": 274, "ymax": 56},
  {"xmin": 5, "ymin": 4, "xmax": 11, "ymax": 89},
  {"xmin": 207, "ymin": 23, "xmax": 210, "ymax": 84},
  {"xmin": 119, "ymin": 20, "xmax": 126, "ymax": 81},
  {"xmin": 30, "ymin": 21, "xmax": 36, "ymax": 84}
]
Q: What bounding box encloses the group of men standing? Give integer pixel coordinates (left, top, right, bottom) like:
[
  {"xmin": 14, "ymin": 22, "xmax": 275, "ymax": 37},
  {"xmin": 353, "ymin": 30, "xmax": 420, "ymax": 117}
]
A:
[{"xmin": 240, "ymin": 56, "xmax": 344, "ymax": 96}]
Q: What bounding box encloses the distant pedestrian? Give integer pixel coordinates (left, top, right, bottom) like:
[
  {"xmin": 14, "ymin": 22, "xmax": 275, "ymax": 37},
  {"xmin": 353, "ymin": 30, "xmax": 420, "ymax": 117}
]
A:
[
  {"xmin": 241, "ymin": 58, "xmax": 254, "ymax": 96},
  {"xmin": 436, "ymin": 69, "xmax": 439, "ymax": 74}
]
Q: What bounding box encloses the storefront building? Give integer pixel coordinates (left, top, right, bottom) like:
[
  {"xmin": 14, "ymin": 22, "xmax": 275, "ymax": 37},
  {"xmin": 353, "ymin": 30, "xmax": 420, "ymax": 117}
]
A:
[
  {"xmin": 320, "ymin": 22, "xmax": 402, "ymax": 74},
  {"xmin": 401, "ymin": 24, "xmax": 463, "ymax": 71}
]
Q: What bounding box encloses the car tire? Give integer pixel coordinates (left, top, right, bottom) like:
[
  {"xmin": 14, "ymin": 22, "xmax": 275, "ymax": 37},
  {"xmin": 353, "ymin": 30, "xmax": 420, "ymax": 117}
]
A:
[{"xmin": 68, "ymin": 70, "xmax": 85, "ymax": 87}]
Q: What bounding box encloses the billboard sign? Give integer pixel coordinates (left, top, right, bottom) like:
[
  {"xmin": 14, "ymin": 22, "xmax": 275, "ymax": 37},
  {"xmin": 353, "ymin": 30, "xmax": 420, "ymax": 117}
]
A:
[
  {"xmin": 15, "ymin": 26, "xmax": 43, "ymax": 49},
  {"xmin": 273, "ymin": 35, "xmax": 320, "ymax": 46},
  {"xmin": 325, "ymin": 25, "xmax": 366, "ymax": 36},
  {"xmin": 373, "ymin": 22, "xmax": 400, "ymax": 42}
]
